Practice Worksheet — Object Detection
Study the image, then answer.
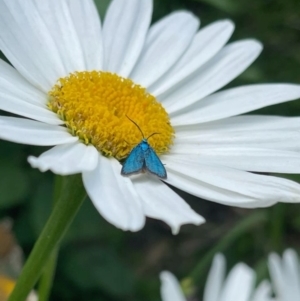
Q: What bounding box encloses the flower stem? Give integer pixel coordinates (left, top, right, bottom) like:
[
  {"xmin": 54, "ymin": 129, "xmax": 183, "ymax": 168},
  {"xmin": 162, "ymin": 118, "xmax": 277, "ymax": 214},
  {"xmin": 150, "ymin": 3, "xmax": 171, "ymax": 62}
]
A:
[
  {"xmin": 8, "ymin": 174, "xmax": 86, "ymax": 301},
  {"xmin": 37, "ymin": 175, "xmax": 64, "ymax": 301},
  {"xmin": 37, "ymin": 248, "xmax": 58, "ymax": 301}
]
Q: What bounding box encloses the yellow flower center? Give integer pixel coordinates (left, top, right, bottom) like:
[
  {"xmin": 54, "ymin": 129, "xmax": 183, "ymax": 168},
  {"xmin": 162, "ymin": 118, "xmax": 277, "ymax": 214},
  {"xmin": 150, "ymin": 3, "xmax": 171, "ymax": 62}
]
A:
[{"xmin": 48, "ymin": 71, "xmax": 174, "ymax": 160}]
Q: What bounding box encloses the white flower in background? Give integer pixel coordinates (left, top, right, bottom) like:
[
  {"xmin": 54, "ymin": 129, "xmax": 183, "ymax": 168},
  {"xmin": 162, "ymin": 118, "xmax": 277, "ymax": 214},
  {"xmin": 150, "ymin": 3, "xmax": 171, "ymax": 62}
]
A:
[
  {"xmin": 268, "ymin": 249, "xmax": 300, "ymax": 301},
  {"xmin": 0, "ymin": 0, "xmax": 300, "ymax": 233},
  {"xmin": 160, "ymin": 254, "xmax": 274, "ymax": 301}
]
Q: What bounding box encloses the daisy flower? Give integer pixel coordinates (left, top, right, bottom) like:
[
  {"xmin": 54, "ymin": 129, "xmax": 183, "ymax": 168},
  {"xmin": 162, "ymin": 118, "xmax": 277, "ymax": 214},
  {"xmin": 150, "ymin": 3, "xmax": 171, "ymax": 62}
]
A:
[
  {"xmin": 160, "ymin": 254, "xmax": 274, "ymax": 301},
  {"xmin": 268, "ymin": 249, "xmax": 300, "ymax": 301},
  {"xmin": 0, "ymin": 0, "xmax": 300, "ymax": 234}
]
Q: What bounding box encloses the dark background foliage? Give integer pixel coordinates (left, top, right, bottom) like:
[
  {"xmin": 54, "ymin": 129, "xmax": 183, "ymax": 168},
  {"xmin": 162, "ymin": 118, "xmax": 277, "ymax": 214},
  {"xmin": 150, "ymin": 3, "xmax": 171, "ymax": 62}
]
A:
[{"xmin": 0, "ymin": 0, "xmax": 300, "ymax": 300}]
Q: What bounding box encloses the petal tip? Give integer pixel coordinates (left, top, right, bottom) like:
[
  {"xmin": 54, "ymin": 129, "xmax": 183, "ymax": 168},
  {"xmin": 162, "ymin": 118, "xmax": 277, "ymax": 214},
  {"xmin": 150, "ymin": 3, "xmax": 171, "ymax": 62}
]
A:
[
  {"xmin": 28, "ymin": 155, "xmax": 46, "ymax": 172},
  {"xmin": 171, "ymin": 215, "xmax": 206, "ymax": 235},
  {"xmin": 159, "ymin": 271, "xmax": 173, "ymax": 282},
  {"xmin": 248, "ymin": 39, "xmax": 264, "ymax": 52},
  {"xmin": 220, "ymin": 19, "xmax": 235, "ymax": 32}
]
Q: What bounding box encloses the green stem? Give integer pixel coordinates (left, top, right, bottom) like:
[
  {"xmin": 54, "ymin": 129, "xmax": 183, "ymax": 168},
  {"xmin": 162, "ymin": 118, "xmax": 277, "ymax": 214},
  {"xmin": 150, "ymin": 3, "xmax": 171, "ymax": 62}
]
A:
[
  {"xmin": 8, "ymin": 174, "xmax": 86, "ymax": 301},
  {"xmin": 189, "ymin": 211, "xmax": 268, "ymax": 284},
  {"xmin": 37, "ymin": 248, "xmax": 58, "ymax": 301},
  {"xmin": 37, "ymin": 176, "xmax": 65, "ymax": 301}
]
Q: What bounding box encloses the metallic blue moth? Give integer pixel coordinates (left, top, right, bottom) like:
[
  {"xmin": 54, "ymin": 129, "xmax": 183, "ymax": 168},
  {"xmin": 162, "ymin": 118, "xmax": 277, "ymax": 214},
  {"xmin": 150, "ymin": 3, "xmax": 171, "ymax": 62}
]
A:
[{"xmin": 121, "ymin": 117, "xmax": 167, "ymax": 179}]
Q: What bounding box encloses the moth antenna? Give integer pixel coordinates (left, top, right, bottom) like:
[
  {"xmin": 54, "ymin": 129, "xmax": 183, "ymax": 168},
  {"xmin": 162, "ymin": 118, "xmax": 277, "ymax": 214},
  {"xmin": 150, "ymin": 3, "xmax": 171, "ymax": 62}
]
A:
[
  {"xmin": 126, "ymin": 115, "xmax": 145, "ymax": 139},
  {"xmin": 146, "ymin": 132, "xmax": 160, "ymax": 140}
]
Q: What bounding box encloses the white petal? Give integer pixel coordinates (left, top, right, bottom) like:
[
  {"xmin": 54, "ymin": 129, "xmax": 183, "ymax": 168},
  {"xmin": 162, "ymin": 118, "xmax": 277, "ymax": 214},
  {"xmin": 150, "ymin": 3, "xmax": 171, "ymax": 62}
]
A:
[
  {"xmin": 0, "ymin": 64, "xmax": 63, "ymax": 124},
  {"xmin": 174, "ymin": 115, "xmax": 300, "ymax": 136},
  {"xmin": 0, "ymin": 95, "xmax": 64, "ymax": 126},
  {"xmin": 28, "ymin": 142, "xmax": 98, "ymax": 175},
  {"xmin": 132, "ymin": 175, "xmax": 204, "ymax": 234},
  {"xmin": 102, "ymin": 0, "xmax": 152, "ymax": 76},
  {"xmin": 252, "ymin": 280, "xmax": 273, "ymax": 301},
  {"xmin": 175, "ymin": 130, "xmax": 300, "ymax": 151},
  {"xmin": 172, "ymin": 84, "xmax": 300, "ymax": 125},
  {"xmin": 0, "ymin": 0, "xmax": 66, "ymax": 91},
  {"xmin": 282, "ymin": 249, "xmax": 300, "ymax": 300},
  {"xmin": 130, "ymin": 11, "xmax": 199, "ymax": 87},
  {"xmin": 160, "ymin": 40, "xmax": 262, "ymax": 114},
  {"xmin": 268, "ymin": 253, "xmax": 285, "ymax": 299},
  {"xmin": 163, "ymin": 157, "xmax": 300, "ymax": 207},
  {"xmin": 0, "ymin": 60, "xmax": 62, "ymax": 123},
  {"xmin": 0, "ymin": 116, "xmax": 77, "ymax": 145},
  {"xmin": 68, "ymin": 0, "xmax": 103, "ymax": 70},
  {"xmin": 33, "ymin": 0, "xmax": 85, "ymax": 74},
  {"xmin": 0, "ymin": 59, "xmax": 46, "ymax": 105},
  {"xmin": 170, "ymin": 143, "xmax": 300, "ymax": 173},
  {"xmin": 82, "ymin": 156, "xmax": 145, "ymax": 231},
  {"xmin": 150, "ymin": 20, "xmax": 234, "ymax": 95},
  {"xmin": 203, "ymin": 254, "xmax": 226, "ymax": 301},
  {"xmin": 160, "ymin": 271, "xmax": 186, "ymax": 301},
  {"xmin": 219, "ymin": 264, "xmax": 255, "ymax": 301}
]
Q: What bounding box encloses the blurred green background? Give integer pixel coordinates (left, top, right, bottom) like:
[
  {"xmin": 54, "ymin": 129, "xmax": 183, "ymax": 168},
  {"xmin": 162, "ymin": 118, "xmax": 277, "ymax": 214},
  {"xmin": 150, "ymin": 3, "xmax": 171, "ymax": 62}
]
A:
[{"xmin": 1, "ymin": 0, "xmax": 300, "ymax": 300}]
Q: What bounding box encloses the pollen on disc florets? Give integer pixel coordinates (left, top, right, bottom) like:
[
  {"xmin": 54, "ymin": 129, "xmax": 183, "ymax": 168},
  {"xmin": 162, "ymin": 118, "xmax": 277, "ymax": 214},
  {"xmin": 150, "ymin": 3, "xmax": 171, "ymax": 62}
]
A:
[{"xmin": 48, "ymin": 71, "xmax": 174, "ymax": 160}]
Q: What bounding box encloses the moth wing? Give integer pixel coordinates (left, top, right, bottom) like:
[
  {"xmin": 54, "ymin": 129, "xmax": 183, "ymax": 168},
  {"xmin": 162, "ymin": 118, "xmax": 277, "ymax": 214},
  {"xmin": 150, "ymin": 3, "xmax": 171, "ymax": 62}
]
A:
[
  {"xmin": 121, "ymin": 143, "xmax": 145, "ymax": 176},
  {"xmin": 144, "ymin": 146, "xmax": 167, "ymax": 179}
]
